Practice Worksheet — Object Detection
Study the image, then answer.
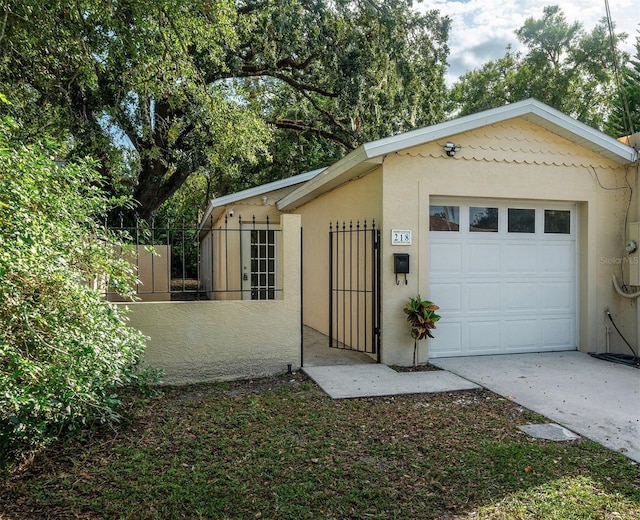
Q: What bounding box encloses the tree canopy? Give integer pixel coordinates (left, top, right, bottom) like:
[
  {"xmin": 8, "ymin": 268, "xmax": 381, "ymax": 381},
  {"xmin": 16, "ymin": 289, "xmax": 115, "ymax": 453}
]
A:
[
  {"xmin": 606, "ymin": 32, "xmax": 640, "ymax": 137},
  {"xmin": 447, "ymin": 5, "xmax": 628, "ymax": 132},
  {"xmin": 1, "ymin": 0, "xmax": 450, "ymax": 220}
]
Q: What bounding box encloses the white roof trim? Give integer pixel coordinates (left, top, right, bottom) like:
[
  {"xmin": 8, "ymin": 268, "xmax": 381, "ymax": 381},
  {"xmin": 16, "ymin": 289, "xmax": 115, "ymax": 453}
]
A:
[
  {"xmin": 361, "ymin": 99, "xmax": 635, "ymax": 159},
  {"xmin": 199, "ymin": 167, "xmax": 325, "ymax": 228},
  {"xmin": 276, "ymin": 147, "xmax": 375, "ymax": 211},
  {"xmin": 278, "ymin": 99, "xmax": 638, "ymax": 211}
]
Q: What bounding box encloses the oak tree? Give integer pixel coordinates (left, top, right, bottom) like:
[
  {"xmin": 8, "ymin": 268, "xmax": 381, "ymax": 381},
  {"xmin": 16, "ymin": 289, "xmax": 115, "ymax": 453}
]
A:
[{"xmin": 1, "ymin": 0, "xmax": 450, "ymax": 221}]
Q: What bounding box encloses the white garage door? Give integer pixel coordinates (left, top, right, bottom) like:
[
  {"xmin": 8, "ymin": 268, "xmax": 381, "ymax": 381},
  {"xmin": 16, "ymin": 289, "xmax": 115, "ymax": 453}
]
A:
[{"xmin": 428, "ymin": 199, "xmax": 578, "ymax": 358}]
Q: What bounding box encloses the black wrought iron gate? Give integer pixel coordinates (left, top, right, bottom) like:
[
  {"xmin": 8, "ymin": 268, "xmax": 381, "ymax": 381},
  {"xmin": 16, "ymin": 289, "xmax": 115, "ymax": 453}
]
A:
[{"xmin": 329, "ymin": 220, "xmax": 381, "ymax": 361}]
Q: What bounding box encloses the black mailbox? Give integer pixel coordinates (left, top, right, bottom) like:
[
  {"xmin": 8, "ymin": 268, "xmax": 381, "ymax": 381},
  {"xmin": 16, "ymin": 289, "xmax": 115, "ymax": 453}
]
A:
[
  {"xmin": 394, "ymin": 253, "xmax": 410, "ymax": 274},
  {"xmin": 394, "ymin": 253, "xmax": 409, "ymax": 285}
]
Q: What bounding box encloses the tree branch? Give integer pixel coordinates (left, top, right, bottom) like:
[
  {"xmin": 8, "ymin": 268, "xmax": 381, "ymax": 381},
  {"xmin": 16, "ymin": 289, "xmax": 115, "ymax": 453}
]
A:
[
  {"xmin": 272, "ymin": 119, "xmax": 353, "ymax": 149},
  {"xmin": 298, "ymin": 89, "xmax": 350, "ymax": 134},
  {"xmin": 237, "ymin": 1, "xmax": 269, "ymax": 15},
  {"xmin": 0, "ymin": 8, "xmax": 8, "ymax": 45},
  {"xmin": 237, "ymin": 68, "xmax": 337, "ymax": 97},
  {"xmin": 273, "ymin": 55, "xmax": 316, "ymax": 71}
]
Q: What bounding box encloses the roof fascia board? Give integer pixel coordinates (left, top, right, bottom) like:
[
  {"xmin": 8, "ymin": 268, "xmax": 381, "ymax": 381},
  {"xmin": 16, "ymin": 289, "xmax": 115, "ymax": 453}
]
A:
[
  {"xmin": 198, "ymin": 167, "xmax": 325, "ymax": 232},
  {"xmin": 277, "ymin": 146, "xmax": 371, "ymax": 211},
  {"xmin": 519, "ymin": 100, "xmax": 637, "ymax": 163}
]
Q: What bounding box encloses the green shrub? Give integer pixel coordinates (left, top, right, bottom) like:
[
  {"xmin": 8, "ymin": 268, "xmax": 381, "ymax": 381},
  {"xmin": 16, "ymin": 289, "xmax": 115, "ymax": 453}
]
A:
[{"xmin": 0, "ymin": 122, "xmax": 157, "ymax": 456}]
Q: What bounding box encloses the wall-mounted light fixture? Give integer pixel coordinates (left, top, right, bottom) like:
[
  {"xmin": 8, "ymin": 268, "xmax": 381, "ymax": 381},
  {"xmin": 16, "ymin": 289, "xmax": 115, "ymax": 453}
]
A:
[
  {"xmin": 443, "ymin": 142, "xmax": 462, "ymax": 157},
  {"xmin": 262, "ymin": 195, "xmax": 268, "ymax": 205}
]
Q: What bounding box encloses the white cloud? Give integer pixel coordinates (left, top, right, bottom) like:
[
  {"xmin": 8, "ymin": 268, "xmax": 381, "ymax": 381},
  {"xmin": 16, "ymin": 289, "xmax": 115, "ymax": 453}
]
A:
[{"xmin": 416, "ymin": 0, "xmax": 639, "ymax": 85}]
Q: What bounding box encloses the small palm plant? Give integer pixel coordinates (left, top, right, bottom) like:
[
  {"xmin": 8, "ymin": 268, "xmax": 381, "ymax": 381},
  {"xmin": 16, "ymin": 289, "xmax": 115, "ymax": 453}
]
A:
[{"xmin": 404, "ymin": 296, "xmax": 441, "ymax": 367}]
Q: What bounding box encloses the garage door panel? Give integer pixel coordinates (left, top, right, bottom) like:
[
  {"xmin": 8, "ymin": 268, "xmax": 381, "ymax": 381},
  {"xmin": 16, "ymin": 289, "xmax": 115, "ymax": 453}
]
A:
[
  {"xmin": 504, "ymin": 282, "xmax": 538, "ymax": 311},
  {"xmin": 541, "ymin": 243, "xmax": 575, "ymax": 274},
  {"xmin": 502, "ymin": 244, "xmax": 538, "ymax": 274},
  {"xmin": 467, "ymin": 321, "xmax": 501, "ymax": 352},
  {"xmin": 430, "ymin": 322, "xmax": 463, "ymax": 356},
  {"xmin": 467, "ymin": 244, "xmax": 501, "ymax": 273},
  {"xmin": 542, "ymin": 281, "xmax": 574, "ymax": 311},
  {"xmin": 430, "ymin": 243, "xmax": 462, "ymax": 273},
  {"xmin": 504, "ymin": 319, "xmax": 539, "ymax": 350},
  {"xmin": 429, "ymin": 199, "xmax": 577, "ymax": 358},
  {"xmin": 429, "ymin": 283, "xmax": 462, "ymax": 313},
  {"xmin": 468, "ymin": 282, "xmax": 500, "ymax": 312},
  {"xmin": 542, "ymin": 318, "xmax": 574, "ymax": 347}
]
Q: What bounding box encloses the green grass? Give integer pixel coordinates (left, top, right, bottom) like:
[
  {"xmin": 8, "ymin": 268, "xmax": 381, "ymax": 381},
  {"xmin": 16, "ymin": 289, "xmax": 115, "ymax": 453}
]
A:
[{"xmin": 1, "ymin": 373, "xmax": 639, "ymax": 519}]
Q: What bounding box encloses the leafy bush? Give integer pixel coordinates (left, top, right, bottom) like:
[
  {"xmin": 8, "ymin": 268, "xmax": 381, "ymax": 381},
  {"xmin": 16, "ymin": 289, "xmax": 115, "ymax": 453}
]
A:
[{"xmin": 0, "ymin": 122, "xmax": 156, "ymax": 456}]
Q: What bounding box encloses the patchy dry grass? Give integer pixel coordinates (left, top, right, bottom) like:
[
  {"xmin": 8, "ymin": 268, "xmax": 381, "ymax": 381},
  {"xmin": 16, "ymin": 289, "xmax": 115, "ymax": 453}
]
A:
[{"xmin": 1, "ymin": 372, "xmax": 639, "ymax": 519}]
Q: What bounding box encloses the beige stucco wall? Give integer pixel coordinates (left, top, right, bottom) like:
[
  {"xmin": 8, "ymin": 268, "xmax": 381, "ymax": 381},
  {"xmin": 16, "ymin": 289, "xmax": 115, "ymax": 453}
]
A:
[
  {"xmin": 119, "ymin": 214, "xmax": 301, "ymax": 384},
  {"xmin": 107, "ymin": 245, "xmax": 171, "ymax": 302},
  {"xmin": 378, "ymin": 117, "xmax": 637, "ymax": 365},
  {"xmin": 296, "ymin": 169, "xmax": 383, "ymax": 338}
]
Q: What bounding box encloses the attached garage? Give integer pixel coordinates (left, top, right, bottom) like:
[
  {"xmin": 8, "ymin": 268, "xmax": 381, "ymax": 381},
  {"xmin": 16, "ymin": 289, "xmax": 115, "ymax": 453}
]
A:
[
  {"xmin": 428, "ymin": 198, "xmax": 577, "ymax": 357},
  {"xmin": 204, "ymin": 98, "xmax": 638, "ymax": 367}
]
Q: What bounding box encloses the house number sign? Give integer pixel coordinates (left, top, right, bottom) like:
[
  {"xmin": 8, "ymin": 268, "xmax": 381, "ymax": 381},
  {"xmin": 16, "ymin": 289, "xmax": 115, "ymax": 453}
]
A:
[{"xmin": 391, "ymin": 229, "xmax": 412, "ymax": 245}]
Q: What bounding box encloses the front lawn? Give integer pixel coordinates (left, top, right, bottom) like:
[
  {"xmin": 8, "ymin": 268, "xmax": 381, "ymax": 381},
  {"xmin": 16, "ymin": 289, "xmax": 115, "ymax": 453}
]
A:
[{"xmin": 2, "ymin": 372, "xmax": 639, "ymax": 519}]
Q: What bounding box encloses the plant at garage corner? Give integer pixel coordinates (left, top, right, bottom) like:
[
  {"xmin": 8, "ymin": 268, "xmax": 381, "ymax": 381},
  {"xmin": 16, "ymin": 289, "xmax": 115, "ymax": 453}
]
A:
[{"xmin": 404, "ymin": 296, "xmax": 441, "ymax": 368}]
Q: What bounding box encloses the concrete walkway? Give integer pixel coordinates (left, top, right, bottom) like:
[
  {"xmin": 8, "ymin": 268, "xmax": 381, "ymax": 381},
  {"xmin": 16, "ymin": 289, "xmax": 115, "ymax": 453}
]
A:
[
  {"xmin": 302, "ymin": 327, "xmax": 376, "ymax": 367},
  {"xmin": 302, "ymin": 327, "xmax": 479, "ymax": 398},
  {"xmin": 431, "ymin": 351, "xmax": 640, "ymax": 463},
  {"xmin": 303, "ymin": 364, "xmax": 480, "ymax": 399}
]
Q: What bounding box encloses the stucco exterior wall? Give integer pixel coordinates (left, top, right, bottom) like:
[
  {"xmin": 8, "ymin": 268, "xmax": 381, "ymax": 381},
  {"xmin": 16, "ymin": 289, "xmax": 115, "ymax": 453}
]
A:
[
  {"xmin": 378, "ymin": 117, "xmax": 636, "ymax": 365},
  {"xmin": 120, "ymin": 214, "xmax": 301, "ymax": 384},
  {"xmin": 295, "ymin": 169, "xmax": 383, "ymax": 336},
  {"xmin": 107, "ymin": 245, "xmax": 171, "ymax": 302}
]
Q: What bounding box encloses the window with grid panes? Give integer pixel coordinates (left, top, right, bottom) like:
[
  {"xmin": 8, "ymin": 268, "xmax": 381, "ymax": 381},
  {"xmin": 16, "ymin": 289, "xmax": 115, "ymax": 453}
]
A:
[{"xmin": 250, "ymin": 229, "xmax": 277, "ymax": 300}]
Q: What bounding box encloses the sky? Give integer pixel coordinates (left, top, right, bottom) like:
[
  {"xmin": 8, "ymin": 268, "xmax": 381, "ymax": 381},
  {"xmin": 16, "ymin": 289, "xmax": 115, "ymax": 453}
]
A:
[{"xmin": 416, "ymin": 0, "xmax": 639, "ymax": 85}]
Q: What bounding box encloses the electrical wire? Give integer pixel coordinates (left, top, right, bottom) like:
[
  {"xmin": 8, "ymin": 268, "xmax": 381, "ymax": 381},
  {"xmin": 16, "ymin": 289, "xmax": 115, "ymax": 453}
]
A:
[
  {"xmin": 622, "ymin": 165, "xmax": 635, "ymax": 285},
  {"xmin": 606, "ymin": 309, "xmax": 638, "ymax": 358},
  {"xmin": 589, "ymin": 165, "xmax": 630, "ymax": 192},
  {"xmin": 590, "ymin": 165, "xmax": 634, "ymax": 284}
]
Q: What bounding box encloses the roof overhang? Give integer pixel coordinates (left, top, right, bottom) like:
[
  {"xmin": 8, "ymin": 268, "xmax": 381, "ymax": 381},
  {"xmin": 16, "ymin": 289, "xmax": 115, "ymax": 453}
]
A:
[
  {"xmin": 198, "ymin": 167, "xmax": 325, "ymax": 233},
  {"xmin": 277, "ymin": 147, "xmax": 383, "ymax": 211},
  {"xmin": 277, "ymin": 99, "xmax": 638, "ymax": 211}
]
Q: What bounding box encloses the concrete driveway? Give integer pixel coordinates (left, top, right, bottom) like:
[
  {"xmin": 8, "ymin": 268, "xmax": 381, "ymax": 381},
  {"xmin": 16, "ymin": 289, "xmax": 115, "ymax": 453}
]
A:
[{"xmin": 430, "ymin": 351, "xmax": 640, "ymax": 463}]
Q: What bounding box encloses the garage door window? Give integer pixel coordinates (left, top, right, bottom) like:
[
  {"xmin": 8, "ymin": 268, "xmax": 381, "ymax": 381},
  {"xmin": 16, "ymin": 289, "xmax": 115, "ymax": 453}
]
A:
[
  {"xmin": 469, "ymin": 207, "xmax": 499, "ymax": 232},
  {"xmin": 544, "ymin": 209, "xmax": 571, "ymax": 234},
  {"xmin": 508, "ymin": 208, "xmax": 535, "ymax": 233},
  {"xmin": 430, "ymin": 205, "xmax": 459, "ymax": 231}
]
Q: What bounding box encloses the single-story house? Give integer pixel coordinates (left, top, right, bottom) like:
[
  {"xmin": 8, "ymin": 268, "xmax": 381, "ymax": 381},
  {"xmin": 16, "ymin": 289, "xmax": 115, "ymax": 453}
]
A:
[{"xmin": 199, "ymin": 98, "xmax": 640, "ymax": 367}]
